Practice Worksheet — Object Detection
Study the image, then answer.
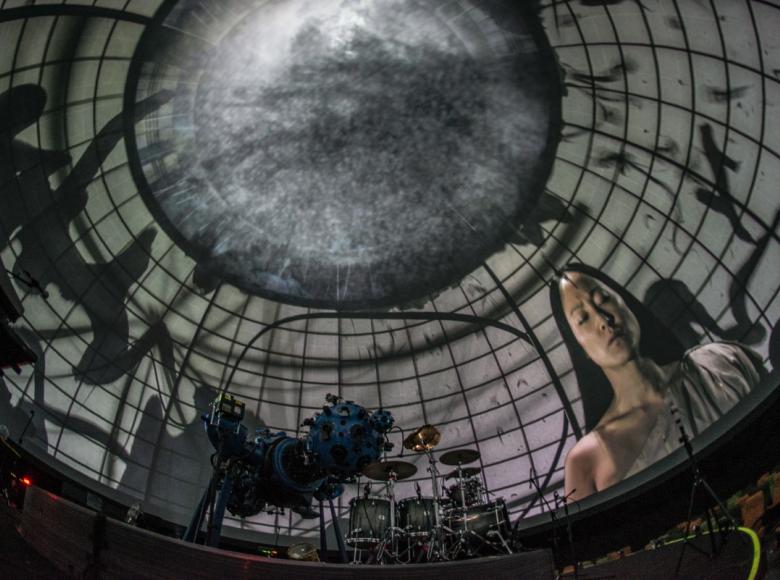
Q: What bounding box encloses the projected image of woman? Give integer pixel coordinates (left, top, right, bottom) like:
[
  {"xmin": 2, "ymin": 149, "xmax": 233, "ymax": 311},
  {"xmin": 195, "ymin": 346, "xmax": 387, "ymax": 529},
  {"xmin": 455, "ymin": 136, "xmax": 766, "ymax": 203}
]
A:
[{"xmin": 549, "ymin": 263, "xmax": 766, "ymax": 502}]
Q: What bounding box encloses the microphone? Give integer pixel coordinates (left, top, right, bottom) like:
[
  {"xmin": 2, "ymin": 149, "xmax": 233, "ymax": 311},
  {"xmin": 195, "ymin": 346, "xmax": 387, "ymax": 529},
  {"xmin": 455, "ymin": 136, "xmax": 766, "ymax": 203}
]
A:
[
  {"xmin": 363, "ymin": 482, "xmax": 370, "ymax": 499},
  {"xmin": 415, "ymin": 481, "xmax": 422, "ymax": 499}
]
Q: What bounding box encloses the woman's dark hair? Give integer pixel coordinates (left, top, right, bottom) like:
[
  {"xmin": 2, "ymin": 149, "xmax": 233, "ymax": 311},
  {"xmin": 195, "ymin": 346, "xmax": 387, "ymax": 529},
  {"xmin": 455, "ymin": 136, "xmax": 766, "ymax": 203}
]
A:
[{"xmin": 549, "ymin": 263, "xmax": 685, "ymax": 433}]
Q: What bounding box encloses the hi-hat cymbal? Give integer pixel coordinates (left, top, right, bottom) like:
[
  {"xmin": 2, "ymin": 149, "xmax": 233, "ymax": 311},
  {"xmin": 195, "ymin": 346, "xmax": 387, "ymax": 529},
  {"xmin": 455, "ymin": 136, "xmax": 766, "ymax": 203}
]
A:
[
  {"xmin": 444, "ymin": 467, "xmax": 481, "ymax": 480},
  {"xmin": 439, "ymin": 449, "xmax": 480, "ymax": 466},
  {"xmin": 362, "ymin": 460, "xmax": 417, "ymax": 481},
  {"xmin": 403, "ymin": 424, "xmax": 441, "ymax": 452}
]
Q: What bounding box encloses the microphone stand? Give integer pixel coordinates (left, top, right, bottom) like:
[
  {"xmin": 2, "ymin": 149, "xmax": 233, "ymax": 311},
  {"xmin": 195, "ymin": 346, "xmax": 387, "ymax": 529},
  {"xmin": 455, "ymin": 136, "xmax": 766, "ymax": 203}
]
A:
[
  {"xmin": 522, "ymin": 471, "xmax": 557, "ymax": 553},
  {"xmin": 553, "ymin": 489, "xmax": 581, "ymax": 580},
  {"xmin": 672, "ymin": 417, "xmax": 735, "ymax": 578},
  {"xmin": 524, "ymin": 470, "xmax": 582, "ymax": 579}
]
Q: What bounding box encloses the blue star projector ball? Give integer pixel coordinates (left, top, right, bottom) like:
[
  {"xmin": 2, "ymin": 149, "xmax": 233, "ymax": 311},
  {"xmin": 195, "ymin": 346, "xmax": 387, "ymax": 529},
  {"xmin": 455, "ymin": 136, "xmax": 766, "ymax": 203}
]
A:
[
  {"xmin": 305, "ymin": 400, "xmax": 394, "ymax": 475},
  {"xmin": 370, "ymin": 409, "xmax": 394, "ymax": 433}
]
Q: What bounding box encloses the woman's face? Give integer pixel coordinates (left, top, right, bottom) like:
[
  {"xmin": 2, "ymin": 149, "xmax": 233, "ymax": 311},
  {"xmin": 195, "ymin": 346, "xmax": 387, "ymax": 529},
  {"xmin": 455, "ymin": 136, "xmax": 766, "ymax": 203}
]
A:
[{"xmin": 559, "ymin": 271, "xmax": 640, "ymax": 369}]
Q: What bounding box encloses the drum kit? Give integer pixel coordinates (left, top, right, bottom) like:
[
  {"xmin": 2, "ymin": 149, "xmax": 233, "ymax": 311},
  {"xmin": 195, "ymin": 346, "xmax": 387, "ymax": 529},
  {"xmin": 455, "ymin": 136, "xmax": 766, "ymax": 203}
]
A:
[{"xmin": 345, "ymin": 425, "xmax": 513, "ymax": 564}]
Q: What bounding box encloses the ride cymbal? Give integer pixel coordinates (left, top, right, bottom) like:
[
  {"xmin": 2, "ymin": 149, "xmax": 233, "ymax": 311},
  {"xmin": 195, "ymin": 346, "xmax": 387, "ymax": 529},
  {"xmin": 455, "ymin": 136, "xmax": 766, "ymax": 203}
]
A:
[
  {"xmin": 362, "ymin": 460, "xmax": 418, "ymax": 481},
  {"xmin": 439, "ymin": 449, "xmax": 480, "ymax": 466}
]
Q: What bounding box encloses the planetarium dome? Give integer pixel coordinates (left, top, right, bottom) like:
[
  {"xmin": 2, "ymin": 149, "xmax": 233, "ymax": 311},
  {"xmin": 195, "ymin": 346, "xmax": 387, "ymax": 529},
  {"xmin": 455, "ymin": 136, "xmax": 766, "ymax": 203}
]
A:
[{"xmin": 0, "ymin": 0, "xmax": 778, "ymax": 549}]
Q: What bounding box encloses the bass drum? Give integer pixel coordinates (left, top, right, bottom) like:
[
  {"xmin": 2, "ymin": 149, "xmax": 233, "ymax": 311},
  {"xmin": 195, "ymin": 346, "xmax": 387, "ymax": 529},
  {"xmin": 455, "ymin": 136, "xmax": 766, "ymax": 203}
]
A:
[
  {"xmin": 445, "ymin": 500, "xmax": 510, "ymax": 554},
  {"xmin": 398, "ymin": 497, "xmax": 437, "ymax": 537},
  {"xmin": 346, "ymin": 497, "xmax": 390, "ymax": 548}
]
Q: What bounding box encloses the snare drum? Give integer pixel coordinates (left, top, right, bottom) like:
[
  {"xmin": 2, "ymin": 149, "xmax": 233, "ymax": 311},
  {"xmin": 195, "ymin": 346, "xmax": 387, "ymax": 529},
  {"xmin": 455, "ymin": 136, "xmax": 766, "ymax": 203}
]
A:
[
  {"xmin": 346, "ymin": 497, "xmax": 391, "ymax": 548},
  {"xmin": 398, "ymin": 498, "xmax": 437, "ymax": 537}
]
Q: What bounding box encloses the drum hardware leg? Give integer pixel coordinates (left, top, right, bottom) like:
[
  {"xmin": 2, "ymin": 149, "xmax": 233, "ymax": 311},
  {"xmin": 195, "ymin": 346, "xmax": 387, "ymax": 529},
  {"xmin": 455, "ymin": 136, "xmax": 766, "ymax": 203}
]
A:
[{"xmin": 487, "ymin": 529, "xmax": 514, "ymax": 554}]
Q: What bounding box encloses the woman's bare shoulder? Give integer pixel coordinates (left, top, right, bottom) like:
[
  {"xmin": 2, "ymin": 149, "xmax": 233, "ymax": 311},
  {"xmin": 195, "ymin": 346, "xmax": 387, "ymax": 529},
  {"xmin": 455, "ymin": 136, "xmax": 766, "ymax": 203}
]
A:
[
  {"xmin": 565, "ymin": 431, "xmax": 602, "ymax": 468},
  {"xmin": 564, "ymin": 432, "xmax": 603, "ymax": 499}
]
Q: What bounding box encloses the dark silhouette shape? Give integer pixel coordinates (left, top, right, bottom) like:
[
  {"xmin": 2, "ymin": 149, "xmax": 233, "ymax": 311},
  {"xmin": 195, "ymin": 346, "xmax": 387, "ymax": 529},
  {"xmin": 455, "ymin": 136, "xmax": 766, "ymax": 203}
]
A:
[
  {"xmin": 597, "ymin": 101, "xmax": 622, "ymax": 125},
  {"xmin": 509, "ymin": 193, "xmax": 573, "ymax": 246},
  {"xmin": 696, "ymin": 123, "xmax": 755, "ymax": 244},
  {"xmin": 769, "ymin": 320, "xmax": 780, "ymax": 371},
  {"xmin": 643, "ymin": 210, "xmax": 778, "ymax": 349},
  {"xmin": 191, "ymin": 263, "xmax": 221, "ymax": 295},
  {"xmin": 9, "ymin": 327, "xmax": 49, "ymax": 447},
  {"xmin": 595, "ymin": 148, "xmax": 686, "ymax": 252},
  {"xmin": 0, "ymin": 375, "xmax": 37, "ymax": 442},
  {"xmin": 0, "ymin": 85, "xmax": 72, "ymax": 244},
  {"xmin": 720, "ymin": 209, "xmax": 780, "ymax": 344},
  {"xmin": 0, "ymin": 85, "xmax": 176, "ymax": 388},
  {"xmin": 120, "ymin": 382, "xmax": 266, "ymax": 509},
  {"xmin": 643, "ymin": 279, "xmax": 723, "ymax": 350},
  {"xmin": 656, "ymin": 137, "xmax": 680, "ymax": 157},
  {"xmin": 117, "ymin": 394, "xmax": 166, "ymax": 494},
  {"xmin": 560, "ymin": 59, "xmax": 638, "ymax": 140},
  {"xmin": 566, "ymin": 59, "xmax": 637, "ymax": 86},
  {"xmin": 705, "ymin": 85, "xmax": 751, "ymax": 103},
  {"xmin": 667, "ymin": 16, "xmax": 683, "ymax": 30}
]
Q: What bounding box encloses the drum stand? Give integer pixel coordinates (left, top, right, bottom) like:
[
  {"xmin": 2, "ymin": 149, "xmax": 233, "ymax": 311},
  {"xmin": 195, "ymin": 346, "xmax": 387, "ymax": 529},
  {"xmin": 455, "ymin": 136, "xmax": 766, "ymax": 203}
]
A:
[
  {"xmin": 446, "ymin": 463, "xmax": 513, "ymax": 559},
  {"xmin": 377, "ymin": 469, "xmax": 407, "ymax": 564},
  {"xmin": 454, "ymin": 461, "xmax": 475, "ymax": 557}
]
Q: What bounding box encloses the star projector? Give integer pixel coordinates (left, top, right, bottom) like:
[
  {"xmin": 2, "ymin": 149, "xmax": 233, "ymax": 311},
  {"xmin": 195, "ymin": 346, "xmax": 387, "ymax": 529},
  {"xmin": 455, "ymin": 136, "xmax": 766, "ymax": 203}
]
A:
[{"xmin": 185, "ymin": 393, "xmax": 394, "ymax": 545}]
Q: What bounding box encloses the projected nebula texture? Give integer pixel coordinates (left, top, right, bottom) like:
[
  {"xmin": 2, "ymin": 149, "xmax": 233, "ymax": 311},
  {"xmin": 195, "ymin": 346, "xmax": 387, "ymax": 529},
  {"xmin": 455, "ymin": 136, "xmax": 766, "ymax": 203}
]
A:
[{"xmin": 132, "ymin": 0, "xmax": 560, "ymax": 308}]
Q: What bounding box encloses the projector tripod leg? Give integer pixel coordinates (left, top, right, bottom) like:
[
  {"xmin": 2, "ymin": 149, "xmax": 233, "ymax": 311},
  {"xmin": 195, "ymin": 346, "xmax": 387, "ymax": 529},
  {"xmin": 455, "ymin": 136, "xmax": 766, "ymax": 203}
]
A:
[
  {"xmin": 328, "ymin": 498, "xmax": 348, "ymax": 563},
  {"xmin": 184, "ymin": 479, "xmax": 215, "ymax": 543},
  {"xmin": 206, "ymin": 472, "xmax": 233, "ymax": 547}
]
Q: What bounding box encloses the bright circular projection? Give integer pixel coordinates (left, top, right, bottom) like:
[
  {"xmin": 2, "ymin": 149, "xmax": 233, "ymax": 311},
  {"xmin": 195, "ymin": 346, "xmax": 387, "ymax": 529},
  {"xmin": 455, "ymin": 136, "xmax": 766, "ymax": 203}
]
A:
[{"xmin": 130, "ymin": 0, "xmax": 561, "ymax": 308}]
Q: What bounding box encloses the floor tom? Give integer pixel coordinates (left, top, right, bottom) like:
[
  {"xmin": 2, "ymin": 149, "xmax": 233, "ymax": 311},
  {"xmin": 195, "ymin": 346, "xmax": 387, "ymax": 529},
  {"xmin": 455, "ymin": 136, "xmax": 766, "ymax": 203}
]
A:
[
  {"xmin": 346, "ymin": 497, "xmax": 391, "ymax": 548},
  {"xmin": 398, "ymin": 497, "xmax": 437, "ymax": 537}
]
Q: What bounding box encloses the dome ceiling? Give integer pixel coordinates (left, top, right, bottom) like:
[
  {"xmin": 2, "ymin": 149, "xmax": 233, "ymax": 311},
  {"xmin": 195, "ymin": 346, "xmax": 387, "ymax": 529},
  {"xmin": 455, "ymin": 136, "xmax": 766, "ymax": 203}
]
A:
[
  {"xmin": 0, "ymin": 0, "xmax": 778, "ymax": 542},
  {"xmin": 130, "ymin": 0, "xmax": 560, "ymax": 308}
]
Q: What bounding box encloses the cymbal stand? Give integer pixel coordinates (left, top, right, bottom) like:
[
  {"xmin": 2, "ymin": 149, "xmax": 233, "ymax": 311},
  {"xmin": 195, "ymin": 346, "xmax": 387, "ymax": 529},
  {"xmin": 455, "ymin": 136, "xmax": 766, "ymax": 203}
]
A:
[
  {"xmin": 456, "ymin": 461, "xmax": 475, "ymax": 556},
  {"xmin": 423, "ymin": 448, "xmax": 447, "ymax": 561},
  {"xmin": 377, "ymin": 469, "xmax": 406, "ymax": 564}
]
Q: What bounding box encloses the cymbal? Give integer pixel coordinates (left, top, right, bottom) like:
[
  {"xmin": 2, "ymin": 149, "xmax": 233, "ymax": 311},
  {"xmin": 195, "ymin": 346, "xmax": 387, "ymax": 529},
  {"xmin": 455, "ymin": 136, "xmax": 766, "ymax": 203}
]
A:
[
  {"xmin": 444, "ymin": 467, "xmax": 481, "ymax": 480},
  {"xmin": 403, "ymin": 424, "xmax": 441, "ymax": 452},
  {"xmin": 439, "ymin": 449, "xmax": 480, "ymax": 466},
  {"xmin": 362, "ymin": 460, "xmax": 418, "ymax": 481}
]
